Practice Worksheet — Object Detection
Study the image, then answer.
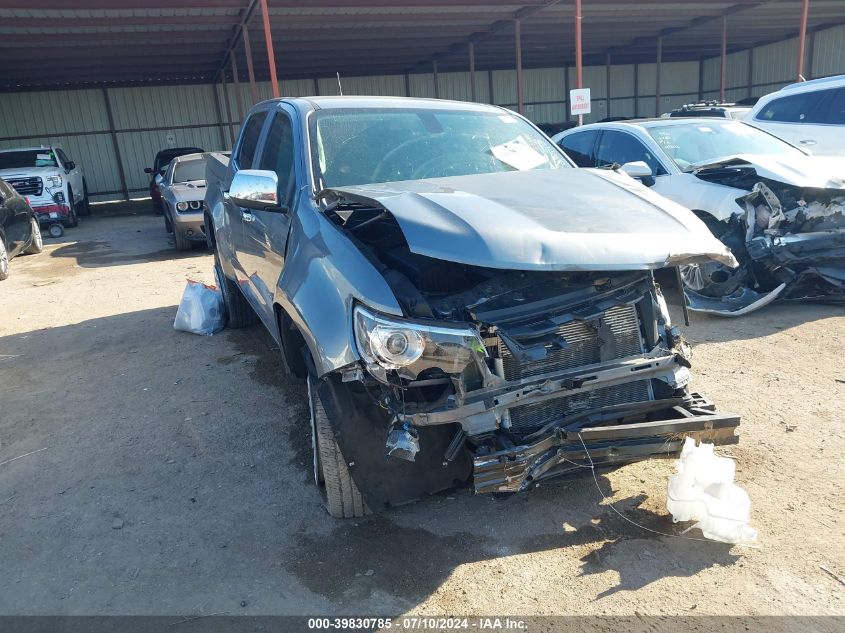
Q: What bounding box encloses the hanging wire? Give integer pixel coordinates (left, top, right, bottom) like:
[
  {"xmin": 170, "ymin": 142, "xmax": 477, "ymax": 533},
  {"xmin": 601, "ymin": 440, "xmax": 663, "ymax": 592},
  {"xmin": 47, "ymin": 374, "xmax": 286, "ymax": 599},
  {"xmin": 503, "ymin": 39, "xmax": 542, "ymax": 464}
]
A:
[{"xmin": 576, "ymin": 433, "xmax": 760, "ymax": 548}]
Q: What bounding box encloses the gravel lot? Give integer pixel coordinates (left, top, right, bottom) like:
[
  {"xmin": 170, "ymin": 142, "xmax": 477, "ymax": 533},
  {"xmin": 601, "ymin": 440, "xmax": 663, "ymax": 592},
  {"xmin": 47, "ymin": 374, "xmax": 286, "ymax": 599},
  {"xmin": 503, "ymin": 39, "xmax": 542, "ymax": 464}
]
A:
[{"xmin": 0, "ymin": 206, "xmax": 843, "ymax": 617}]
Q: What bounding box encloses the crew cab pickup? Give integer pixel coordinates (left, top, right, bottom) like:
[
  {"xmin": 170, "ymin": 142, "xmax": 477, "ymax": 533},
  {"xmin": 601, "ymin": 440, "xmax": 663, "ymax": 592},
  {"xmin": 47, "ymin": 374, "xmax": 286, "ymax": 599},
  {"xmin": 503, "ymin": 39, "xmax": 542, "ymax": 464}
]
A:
[
  {"xmin": 0, "ymin": 146, "xmax": 88, "ymax": 229},
  {"xmin": 205, "ymin": 96, "xmax": 741, "ymax": 518}
]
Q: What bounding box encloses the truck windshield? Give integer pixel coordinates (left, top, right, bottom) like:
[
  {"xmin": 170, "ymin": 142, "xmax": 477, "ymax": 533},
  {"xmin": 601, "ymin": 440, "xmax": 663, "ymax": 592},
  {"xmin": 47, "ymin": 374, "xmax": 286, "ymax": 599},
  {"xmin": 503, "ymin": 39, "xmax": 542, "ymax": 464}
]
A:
[
  {"xmin": 0, "ymin": 150, "xmax": 58, "ymax": 169},
  {"xmin": 646, "ymin": 121, "xmax": 804, "ymax": 170},
  {"xmin": 310, "ymin": 107, "xmax": 571, "ymax": 188}
]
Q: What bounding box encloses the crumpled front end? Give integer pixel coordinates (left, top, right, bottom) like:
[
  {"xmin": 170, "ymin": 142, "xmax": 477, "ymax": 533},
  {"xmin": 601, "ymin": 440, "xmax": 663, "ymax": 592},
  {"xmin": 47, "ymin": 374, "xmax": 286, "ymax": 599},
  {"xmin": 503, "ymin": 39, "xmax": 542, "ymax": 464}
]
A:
[
  {"xmin": 314, "ymin": 181, "xmax": 740, "ymax": 507},
  {"xmin": 328, "ymin": 258, "xmax": 740, "ymax": 504},
  {"xmin": 381, "ymin": 272, "xmax": 740, "ymax": 495},
  {"xmin": 682, "ymin": 163, "xmax": 845, "ymax": 315}
]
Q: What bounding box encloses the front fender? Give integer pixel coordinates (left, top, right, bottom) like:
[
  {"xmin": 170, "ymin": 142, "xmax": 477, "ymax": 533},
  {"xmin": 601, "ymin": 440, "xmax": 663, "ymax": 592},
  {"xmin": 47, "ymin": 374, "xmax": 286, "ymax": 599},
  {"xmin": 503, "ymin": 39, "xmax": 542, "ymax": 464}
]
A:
[{"xmin": 274, "ymin": 204, "xmax": 402, "ymax": 377}]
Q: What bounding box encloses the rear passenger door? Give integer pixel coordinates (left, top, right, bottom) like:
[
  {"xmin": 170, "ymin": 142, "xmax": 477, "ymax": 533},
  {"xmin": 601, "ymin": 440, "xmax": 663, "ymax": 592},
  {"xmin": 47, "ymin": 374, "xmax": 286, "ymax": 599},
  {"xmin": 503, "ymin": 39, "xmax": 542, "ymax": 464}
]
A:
[
  {"xmin": 810, "ymin": 87, "xmax": 845, "ymax": 155},
  {"xmin": 750, "ymin": 89, "xmax": 831, "ymax": 151},
  {"xmin": 238, "ymin": 106, "xmax": 298, "ymax": 322},
  {"xmin": 557, "ymin": 130, "xmax": 599, "ymax": 167},
  {"xmin": 55, "ymin": 148, "xmax": 83, "ymax": 204}
]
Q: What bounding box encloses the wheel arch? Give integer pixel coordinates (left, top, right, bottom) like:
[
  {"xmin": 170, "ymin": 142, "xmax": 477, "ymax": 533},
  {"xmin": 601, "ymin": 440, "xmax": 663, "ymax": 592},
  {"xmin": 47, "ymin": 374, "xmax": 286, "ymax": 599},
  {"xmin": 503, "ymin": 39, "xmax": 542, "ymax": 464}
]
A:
[{"xmin": 273, "ymin": 301, "xmax": 310, "ymax": 379}]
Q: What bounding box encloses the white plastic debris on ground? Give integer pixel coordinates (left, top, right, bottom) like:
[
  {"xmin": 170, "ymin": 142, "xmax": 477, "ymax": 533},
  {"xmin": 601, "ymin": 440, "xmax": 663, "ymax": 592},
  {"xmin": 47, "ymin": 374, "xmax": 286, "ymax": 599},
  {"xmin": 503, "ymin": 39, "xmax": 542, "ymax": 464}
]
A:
[
  {"xmin": 667, "ymin": 437, "xmax": 758, "ymax": 544},
  {"xmin": 173, "ymin": 280, "xmax": 225, "ymax": 336}
]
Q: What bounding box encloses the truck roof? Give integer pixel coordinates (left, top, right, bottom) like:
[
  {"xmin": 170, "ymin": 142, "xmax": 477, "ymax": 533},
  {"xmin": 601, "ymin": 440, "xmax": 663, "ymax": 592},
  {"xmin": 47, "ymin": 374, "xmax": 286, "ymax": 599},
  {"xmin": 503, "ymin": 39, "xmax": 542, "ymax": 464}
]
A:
[
  {"xmin": 291, "ymin": 95, "xmax": 507, "ymax": 113},
  {"xmin": 0, "ymin": 146, "xmax": 51, "ymax": 153}
]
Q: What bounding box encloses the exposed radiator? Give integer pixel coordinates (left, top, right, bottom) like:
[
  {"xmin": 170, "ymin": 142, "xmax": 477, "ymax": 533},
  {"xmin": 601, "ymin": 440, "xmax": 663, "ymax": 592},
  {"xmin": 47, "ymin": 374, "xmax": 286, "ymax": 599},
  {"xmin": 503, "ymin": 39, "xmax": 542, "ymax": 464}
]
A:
[
  {"xmin": 497, "ymin": 303, "xmax": 644, "ymax": 381},
  {"xmin": 508, "ymin": 379, "xmax": 652, "ymax": 433},
  {"xmin": 496, "ymin": 303, "xmax": 650, "ymax": 433}
]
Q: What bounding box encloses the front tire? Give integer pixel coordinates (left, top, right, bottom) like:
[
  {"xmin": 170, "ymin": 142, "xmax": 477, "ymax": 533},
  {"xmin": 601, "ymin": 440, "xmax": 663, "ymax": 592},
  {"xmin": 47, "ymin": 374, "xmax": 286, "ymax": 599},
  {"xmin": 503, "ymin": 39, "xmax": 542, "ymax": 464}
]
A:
[
  {"xmin": 308, "ymin": 375, "xmax": 368, "ymax": 518},
  {"xmin": 174, "ymin": 229, "xmax": 190, "ymax": 251},
  {"xmin": 213, "ymin": 249, "xmax": 258, "ymax": 328},
  {"xmin": 77, "ymin": 180, "xmax": 91, "ymax": 216},
  {"xmin": 24, "ymin": 216, "xmax": 43, "ymax": 254},
  {"xmin": 64, "ymin": 187, "xmax": 79, "ymax": 228}
]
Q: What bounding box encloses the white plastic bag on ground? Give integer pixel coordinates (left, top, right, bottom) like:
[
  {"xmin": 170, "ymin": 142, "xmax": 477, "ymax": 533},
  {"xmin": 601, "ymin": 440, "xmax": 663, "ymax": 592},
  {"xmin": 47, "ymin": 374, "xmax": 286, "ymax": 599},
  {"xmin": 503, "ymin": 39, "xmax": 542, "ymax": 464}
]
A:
[
  {"xmin": 173, "ymin": 280, "xmax": 225, "ymax": 336},
  {"xmin": 667, "ymin": 437, "xmax": 758, "ymax": 544}
]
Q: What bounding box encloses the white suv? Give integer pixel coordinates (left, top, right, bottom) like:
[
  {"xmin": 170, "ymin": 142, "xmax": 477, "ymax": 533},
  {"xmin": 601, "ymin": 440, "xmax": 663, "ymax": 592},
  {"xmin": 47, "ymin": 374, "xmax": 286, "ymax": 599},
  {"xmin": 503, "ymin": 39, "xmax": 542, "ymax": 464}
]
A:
[
  {"xmin": 0, "ymin": 146, "xmax": 88, "ymax": 228},
  {"xmin": 747, "ymin": 74, "xmax": 845, "ymax": 156}
]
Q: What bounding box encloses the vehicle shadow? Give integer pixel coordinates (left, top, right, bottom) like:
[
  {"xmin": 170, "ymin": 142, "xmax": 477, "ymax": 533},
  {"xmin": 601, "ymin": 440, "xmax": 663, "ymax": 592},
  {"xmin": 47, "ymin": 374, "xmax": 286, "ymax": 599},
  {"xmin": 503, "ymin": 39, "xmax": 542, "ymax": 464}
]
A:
[
  {"xmin": 654, "ymin": 269, "xmax": 843, "ymax": 344},
  {"xmin": 0, "ymin": 308, "xmax": 741, "ymax": 615},
  {"xmin": 671, "ymin": 300, "xmax": 843, "ymax": 345},
  {"xmin": 45, "ymin": 214, "xmax": 209, "ymax": 269},
  {"xmin": 50, "ymin": 239, "xmax": 207, "ymax": 268}
]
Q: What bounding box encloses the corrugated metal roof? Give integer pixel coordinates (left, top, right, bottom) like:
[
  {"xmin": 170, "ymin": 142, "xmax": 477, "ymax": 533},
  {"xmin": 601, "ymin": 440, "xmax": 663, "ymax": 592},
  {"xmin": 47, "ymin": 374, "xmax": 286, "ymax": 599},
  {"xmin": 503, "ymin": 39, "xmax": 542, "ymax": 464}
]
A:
[{"xmin": 0, "ymin": 1, "xmax": 842, "ymax": 91}]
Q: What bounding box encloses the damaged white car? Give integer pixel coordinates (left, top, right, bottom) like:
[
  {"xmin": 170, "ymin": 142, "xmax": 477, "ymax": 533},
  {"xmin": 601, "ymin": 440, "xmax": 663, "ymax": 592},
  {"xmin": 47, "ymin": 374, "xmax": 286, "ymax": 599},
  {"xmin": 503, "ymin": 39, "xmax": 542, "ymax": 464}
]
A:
[{"xmin": 555, "ymin": 119, "xmax": 845, "ymax": 315}]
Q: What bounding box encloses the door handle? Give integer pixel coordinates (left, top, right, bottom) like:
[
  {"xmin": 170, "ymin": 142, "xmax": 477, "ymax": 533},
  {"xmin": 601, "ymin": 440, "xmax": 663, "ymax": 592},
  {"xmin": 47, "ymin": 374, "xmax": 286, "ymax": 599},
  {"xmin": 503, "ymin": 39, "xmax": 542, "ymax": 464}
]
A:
[
  {"xmin": 241, "ymin": 210, "xmax": 255, "ymax": 223},
  {"xmin": 799, "ymin": 139, "xmax": 817, "ymax": 145}
]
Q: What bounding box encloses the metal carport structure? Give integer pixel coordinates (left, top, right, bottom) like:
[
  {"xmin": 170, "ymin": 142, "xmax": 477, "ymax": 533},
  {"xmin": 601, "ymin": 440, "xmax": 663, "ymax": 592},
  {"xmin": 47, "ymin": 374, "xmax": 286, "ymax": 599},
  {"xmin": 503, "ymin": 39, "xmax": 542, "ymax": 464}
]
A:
[{"xmin": 1, "ymin": 0, "xmax": 843, "ymax": 200}]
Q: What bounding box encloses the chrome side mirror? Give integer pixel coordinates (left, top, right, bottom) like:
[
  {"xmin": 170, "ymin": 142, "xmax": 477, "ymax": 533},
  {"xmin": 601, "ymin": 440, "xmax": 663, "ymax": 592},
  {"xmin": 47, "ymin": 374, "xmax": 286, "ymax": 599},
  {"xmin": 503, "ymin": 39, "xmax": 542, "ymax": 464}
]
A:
[
  {"xmin": 229, "ymin": 169, "xmax": 284, "ymax": 211},
  {"xmin": 620, "ymin": 161, "xmax": 653, "ymax": 179}
]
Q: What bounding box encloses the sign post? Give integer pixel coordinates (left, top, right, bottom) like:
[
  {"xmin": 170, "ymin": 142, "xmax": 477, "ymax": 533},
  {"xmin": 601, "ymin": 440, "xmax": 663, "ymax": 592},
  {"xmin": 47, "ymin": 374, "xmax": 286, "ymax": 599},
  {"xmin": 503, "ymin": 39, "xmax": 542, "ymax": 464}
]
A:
[{"xmin": 570, "ymin": 88, "xmax": 591, "ymax": 126}]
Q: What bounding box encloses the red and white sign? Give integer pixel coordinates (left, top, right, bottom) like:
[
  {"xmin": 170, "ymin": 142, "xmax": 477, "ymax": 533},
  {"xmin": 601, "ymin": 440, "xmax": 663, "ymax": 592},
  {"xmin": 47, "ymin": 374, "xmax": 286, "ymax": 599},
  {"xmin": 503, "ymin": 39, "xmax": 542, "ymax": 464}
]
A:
[{"xmin": 570, "ymin": 88, "xmax": 592, "ymax": 115}]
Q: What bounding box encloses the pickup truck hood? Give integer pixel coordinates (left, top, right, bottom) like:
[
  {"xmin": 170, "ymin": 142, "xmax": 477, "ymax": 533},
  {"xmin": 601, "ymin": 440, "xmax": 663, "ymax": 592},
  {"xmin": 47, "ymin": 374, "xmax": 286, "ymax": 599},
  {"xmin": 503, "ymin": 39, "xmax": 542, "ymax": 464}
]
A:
[
  {"xmin": 165, "ymin": 180, "xmax": 207, "ymax": 202},
  {"xmin": 0, "ymin": 166, "xmax": 62, "ymax": 180},
  {"xmin": 691, "ymin": 154, "xmax": 845, "ymax": 189},
  {"xmin": 328, "ymin": 169, "xmax": 737, "ymax": 271}
]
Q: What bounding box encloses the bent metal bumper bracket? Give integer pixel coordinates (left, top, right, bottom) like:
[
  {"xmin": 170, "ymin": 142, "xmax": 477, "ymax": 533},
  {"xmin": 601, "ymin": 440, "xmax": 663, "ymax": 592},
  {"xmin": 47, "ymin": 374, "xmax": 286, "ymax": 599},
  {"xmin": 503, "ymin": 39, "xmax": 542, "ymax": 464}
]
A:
[{"xmin": 472, "ymin": 395, "xmax": 740, "ymax": 494}]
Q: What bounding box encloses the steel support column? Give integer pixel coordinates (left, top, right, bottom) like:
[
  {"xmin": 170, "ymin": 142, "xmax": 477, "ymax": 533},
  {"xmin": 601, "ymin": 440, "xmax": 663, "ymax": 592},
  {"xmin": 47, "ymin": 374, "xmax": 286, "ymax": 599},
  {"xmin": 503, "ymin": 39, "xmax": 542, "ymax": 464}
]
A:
[
  {"xmin": 575, "ymin": 0, "xmax": 583, "ymax": 125},
  {"xmin": 469, "ymin": 42, "xmax": 477, "ymax": 102},
  {"xmin": 231, "ymin": 55, "xmax": 245, "ymax": 123},
  {"xmin": 259, "ymin": 0, "xmax": 279, "ymax": 98},
  {"xmin": 515, "ymin": 18, "xmax": 524, "ymax": 114},
  {"xmin": 698, "ymin": 59, "xmax": 705, "ymax": 101},
  {"xmin": 433, "ymin": 59, "xmax": 440, "ymax": 98},
  {"xmin": 101, "ymin": 88, "xmax": 129, "ymax": 201},
  {"xmin": 797, "ymin": 0, "xmax": 810, "ymax": 81},
  {"xmin": 242, "ymin": 27, "xmax": 259, "ymax": 104},
  {"xmin": 720, "ymin": 15, "xmax": 728, "ymax": 102},
  {"xmin": 747, "ymin": 46, "xmax": 755, "ymax": 98},
  {"xmin": 564, "ymin": 65, "xmax": 570, "ymax": 121},
  {"xmin": 212, "ymin": 82, "xmax": 228, "ymax": 148},
  {"xmin": 655, "ymin": 36, "xmax": 663, "ymax": 116},
  {"xmin": 221, "ymin": 72, "xmax": 236, "ymax": 146},
  {"xmin": 633, "ymin": 63, "xmax": 639, "ymax": 117},
  {"xmin": 807, "ymin": 30, "xmax": 816, "ymax": 80},
  {"xmin": 605, "ymin": 52, "xmax": 611, "ymax": 118}
]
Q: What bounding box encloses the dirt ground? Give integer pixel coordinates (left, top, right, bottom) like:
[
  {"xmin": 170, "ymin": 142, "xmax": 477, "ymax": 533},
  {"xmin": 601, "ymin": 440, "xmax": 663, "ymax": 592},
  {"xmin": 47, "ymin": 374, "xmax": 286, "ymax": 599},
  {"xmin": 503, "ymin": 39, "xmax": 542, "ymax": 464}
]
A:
[{"xmin": 0, "ymin": 206, "xmax": 843, "ymax": 617}]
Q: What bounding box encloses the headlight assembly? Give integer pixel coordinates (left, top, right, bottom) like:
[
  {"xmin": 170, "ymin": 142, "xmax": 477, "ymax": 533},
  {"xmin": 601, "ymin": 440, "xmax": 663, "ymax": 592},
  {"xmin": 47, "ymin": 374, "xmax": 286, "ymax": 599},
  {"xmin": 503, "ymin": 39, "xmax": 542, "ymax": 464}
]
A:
[
  {"xmin": 353, "ymin": 305, "xmax": 486, "ymax": 380},
  {"xmin": 47, "ymin": 175, "xmax": 62, "ymax": 188},
  {"xmin": 176, "ymin": 201, "xmax": 189, "ymax": 211},
  {"xmin": 189, "ymin": 200, "xmax": 202, "ymax": 210}
]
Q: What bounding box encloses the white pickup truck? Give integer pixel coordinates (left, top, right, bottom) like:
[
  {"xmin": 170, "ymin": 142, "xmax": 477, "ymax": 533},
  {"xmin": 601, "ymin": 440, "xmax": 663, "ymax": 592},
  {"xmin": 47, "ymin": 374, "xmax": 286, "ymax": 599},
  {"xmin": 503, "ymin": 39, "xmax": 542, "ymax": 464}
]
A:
[{"xmin": 0, "ymin": 146, "xmax": 89, "ymax": 229}]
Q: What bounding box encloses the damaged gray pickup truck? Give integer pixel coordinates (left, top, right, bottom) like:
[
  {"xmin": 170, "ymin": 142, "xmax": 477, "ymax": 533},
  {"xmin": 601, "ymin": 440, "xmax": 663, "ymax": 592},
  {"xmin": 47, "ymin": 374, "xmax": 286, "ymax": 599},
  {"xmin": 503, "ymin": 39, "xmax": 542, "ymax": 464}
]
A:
[{"xmin": 205, "ymin": 96, "xmax": 740, "ymax": 518}]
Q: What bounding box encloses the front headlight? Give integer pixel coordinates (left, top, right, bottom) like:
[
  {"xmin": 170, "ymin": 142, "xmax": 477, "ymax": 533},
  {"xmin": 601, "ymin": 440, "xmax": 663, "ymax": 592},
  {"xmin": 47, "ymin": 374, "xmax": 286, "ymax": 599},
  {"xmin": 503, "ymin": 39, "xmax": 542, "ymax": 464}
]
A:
[
  {"xmin": 353, "ymin": 305, "xmax": 486, "ymax": 380},
  {"xmin": 176, "ymin": 201, "xmax": 189, "ymax": 211},
  {"xmin": 188, "ymin": 200, "xmax": 202, "ymax": 210},
  {"xmin": 47, "ymin": 175, "xmax": 62, "ymax": 188}
]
